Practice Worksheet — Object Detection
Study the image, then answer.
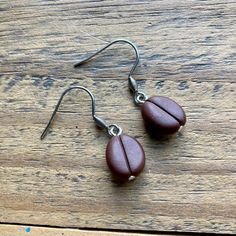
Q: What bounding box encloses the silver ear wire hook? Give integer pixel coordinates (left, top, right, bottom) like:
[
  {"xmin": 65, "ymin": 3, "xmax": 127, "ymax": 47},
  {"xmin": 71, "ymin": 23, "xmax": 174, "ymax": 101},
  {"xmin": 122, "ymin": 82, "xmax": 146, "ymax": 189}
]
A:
[
  {"xmin": 40, "ymin": 86, "xmax": 122, "ymax": 140},
  {"xmin": 74, "ymin": 39, "xmax": 148, "ymax": 104},
  {"xmin": 74, "ymin": 39, "xmax": 139, "ymax": 84}
]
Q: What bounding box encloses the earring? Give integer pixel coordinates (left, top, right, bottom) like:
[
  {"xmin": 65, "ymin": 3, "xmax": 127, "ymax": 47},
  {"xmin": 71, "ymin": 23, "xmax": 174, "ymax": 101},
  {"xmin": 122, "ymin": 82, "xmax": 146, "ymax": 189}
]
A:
[
  {"xmin": 41, "ymin": 86, "xmax": 145, "ymax": 182},
  {"xmin": 74, "ymin": 39, "xmax": 186, "ymax": 137}
]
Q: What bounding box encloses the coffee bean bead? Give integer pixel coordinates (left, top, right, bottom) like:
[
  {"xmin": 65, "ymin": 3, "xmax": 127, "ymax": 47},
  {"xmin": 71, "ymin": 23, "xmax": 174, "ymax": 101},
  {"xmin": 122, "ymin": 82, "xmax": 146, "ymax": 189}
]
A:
[
  {"xmin": 106, "ymin": 134, "xmax": 145, "ymax": 181},
  {"xmin": 141, "ymin": 96, "xmax": 186, "ymax": 135}
]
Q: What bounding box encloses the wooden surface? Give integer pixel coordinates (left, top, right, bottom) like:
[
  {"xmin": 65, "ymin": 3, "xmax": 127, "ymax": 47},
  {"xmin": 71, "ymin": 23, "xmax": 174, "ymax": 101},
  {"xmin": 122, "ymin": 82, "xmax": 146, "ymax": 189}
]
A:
[
  {"xmin": 0, "ymin": 0, "xmax": 236, "ymax": 235},
  {"xmin": 0, "ymin": 224, "xmax": 185, "ymax": 236}
]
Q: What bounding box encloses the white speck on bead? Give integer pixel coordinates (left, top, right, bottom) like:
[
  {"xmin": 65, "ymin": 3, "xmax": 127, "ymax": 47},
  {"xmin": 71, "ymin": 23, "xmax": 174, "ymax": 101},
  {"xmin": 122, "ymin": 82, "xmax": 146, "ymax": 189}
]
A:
[{"xmin": 128, "ymin": 176, "xmax": 136, "ymax": 181}]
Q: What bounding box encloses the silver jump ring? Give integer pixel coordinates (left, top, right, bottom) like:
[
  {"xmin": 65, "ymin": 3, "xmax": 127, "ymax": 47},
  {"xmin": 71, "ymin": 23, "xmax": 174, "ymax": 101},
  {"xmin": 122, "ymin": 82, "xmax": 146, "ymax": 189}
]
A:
[
  {"xmin": 107, "ymin": 124, "xmax": 122, "ymax": 137},
  {"xmin": 134, "ymin": 91, "xmax": 148, "ymax": 105}
]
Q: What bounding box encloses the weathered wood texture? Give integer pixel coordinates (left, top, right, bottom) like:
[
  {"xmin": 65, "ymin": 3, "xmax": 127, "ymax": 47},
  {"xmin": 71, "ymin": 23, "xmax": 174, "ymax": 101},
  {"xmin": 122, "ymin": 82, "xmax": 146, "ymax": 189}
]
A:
[
  {"xmin": 0, "ymin": 0, "xmax": 236, "ymax": 235},
  {"xmin": 0, "ymin": 224, "xmax": 185, "ymax": 236}
]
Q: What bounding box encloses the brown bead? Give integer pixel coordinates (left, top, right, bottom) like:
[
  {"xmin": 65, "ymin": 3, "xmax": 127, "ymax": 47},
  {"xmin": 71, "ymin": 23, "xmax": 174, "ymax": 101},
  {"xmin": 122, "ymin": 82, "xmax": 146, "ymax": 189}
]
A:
[
  {"xmin": 106, "ymin": 134, "xmax": 145, "ymax": 181},
  {"xmin": 141, "ymin": 96, "xmax": 186, "ymax": 136}
]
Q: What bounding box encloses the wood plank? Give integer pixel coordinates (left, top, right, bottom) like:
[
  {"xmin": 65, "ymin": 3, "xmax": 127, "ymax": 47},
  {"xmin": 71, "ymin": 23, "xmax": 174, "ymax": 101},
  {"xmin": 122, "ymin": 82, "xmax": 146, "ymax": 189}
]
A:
[
  {"xmin": 0, "ymin": 224, "xmax": 185, "ymax": 236},
  {"xmin": 0, "ymin": 0, "xmax": 236, "ymax": 235}
]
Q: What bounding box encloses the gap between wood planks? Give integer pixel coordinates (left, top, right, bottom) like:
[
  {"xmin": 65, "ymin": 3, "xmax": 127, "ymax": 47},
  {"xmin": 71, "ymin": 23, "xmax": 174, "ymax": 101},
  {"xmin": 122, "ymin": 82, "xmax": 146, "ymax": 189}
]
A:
[{"xmin": 0, "ymin": 223, "xmax": 230, "ymax": 236}]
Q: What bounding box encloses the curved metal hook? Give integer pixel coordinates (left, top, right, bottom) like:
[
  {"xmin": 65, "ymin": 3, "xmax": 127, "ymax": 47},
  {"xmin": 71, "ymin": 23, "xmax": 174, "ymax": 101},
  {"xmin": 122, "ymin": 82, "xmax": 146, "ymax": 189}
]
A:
[
  {"xmin": 74, "ymin": 39, "xmax": 140, "ymax": 92},
  {"xmin": 40, "ymin": 86, "xmax": 108, "ymax": 140}
]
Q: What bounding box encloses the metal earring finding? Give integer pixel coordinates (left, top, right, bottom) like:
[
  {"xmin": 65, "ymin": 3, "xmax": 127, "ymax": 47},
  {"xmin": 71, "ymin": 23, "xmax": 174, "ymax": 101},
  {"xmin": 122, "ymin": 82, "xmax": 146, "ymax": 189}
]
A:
[{"xmin": 74, "ymin": 39, "xmax": 147, "ymax": 105}]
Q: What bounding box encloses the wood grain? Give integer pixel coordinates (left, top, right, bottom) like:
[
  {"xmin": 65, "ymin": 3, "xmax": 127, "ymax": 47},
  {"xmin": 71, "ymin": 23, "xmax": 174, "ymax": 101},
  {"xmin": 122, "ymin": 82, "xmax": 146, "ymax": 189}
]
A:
[
  {"xmin": 0, "ymin": 0, "xmax": 236, "ymax": 235},
  {"xmin": 0, "ymin": 224, "xmax": 185, "ymax": 236}
]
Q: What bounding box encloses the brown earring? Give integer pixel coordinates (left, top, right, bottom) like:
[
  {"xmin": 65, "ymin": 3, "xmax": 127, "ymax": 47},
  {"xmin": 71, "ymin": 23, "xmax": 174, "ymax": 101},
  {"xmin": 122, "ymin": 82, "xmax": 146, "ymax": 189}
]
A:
[
  {"xmin": 74, "ymin": 39, "xmax": 186, "ymax": 138},
  {"xmin": 41, "ymin": 86, "xmax": 145, "ymax": 182}
]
